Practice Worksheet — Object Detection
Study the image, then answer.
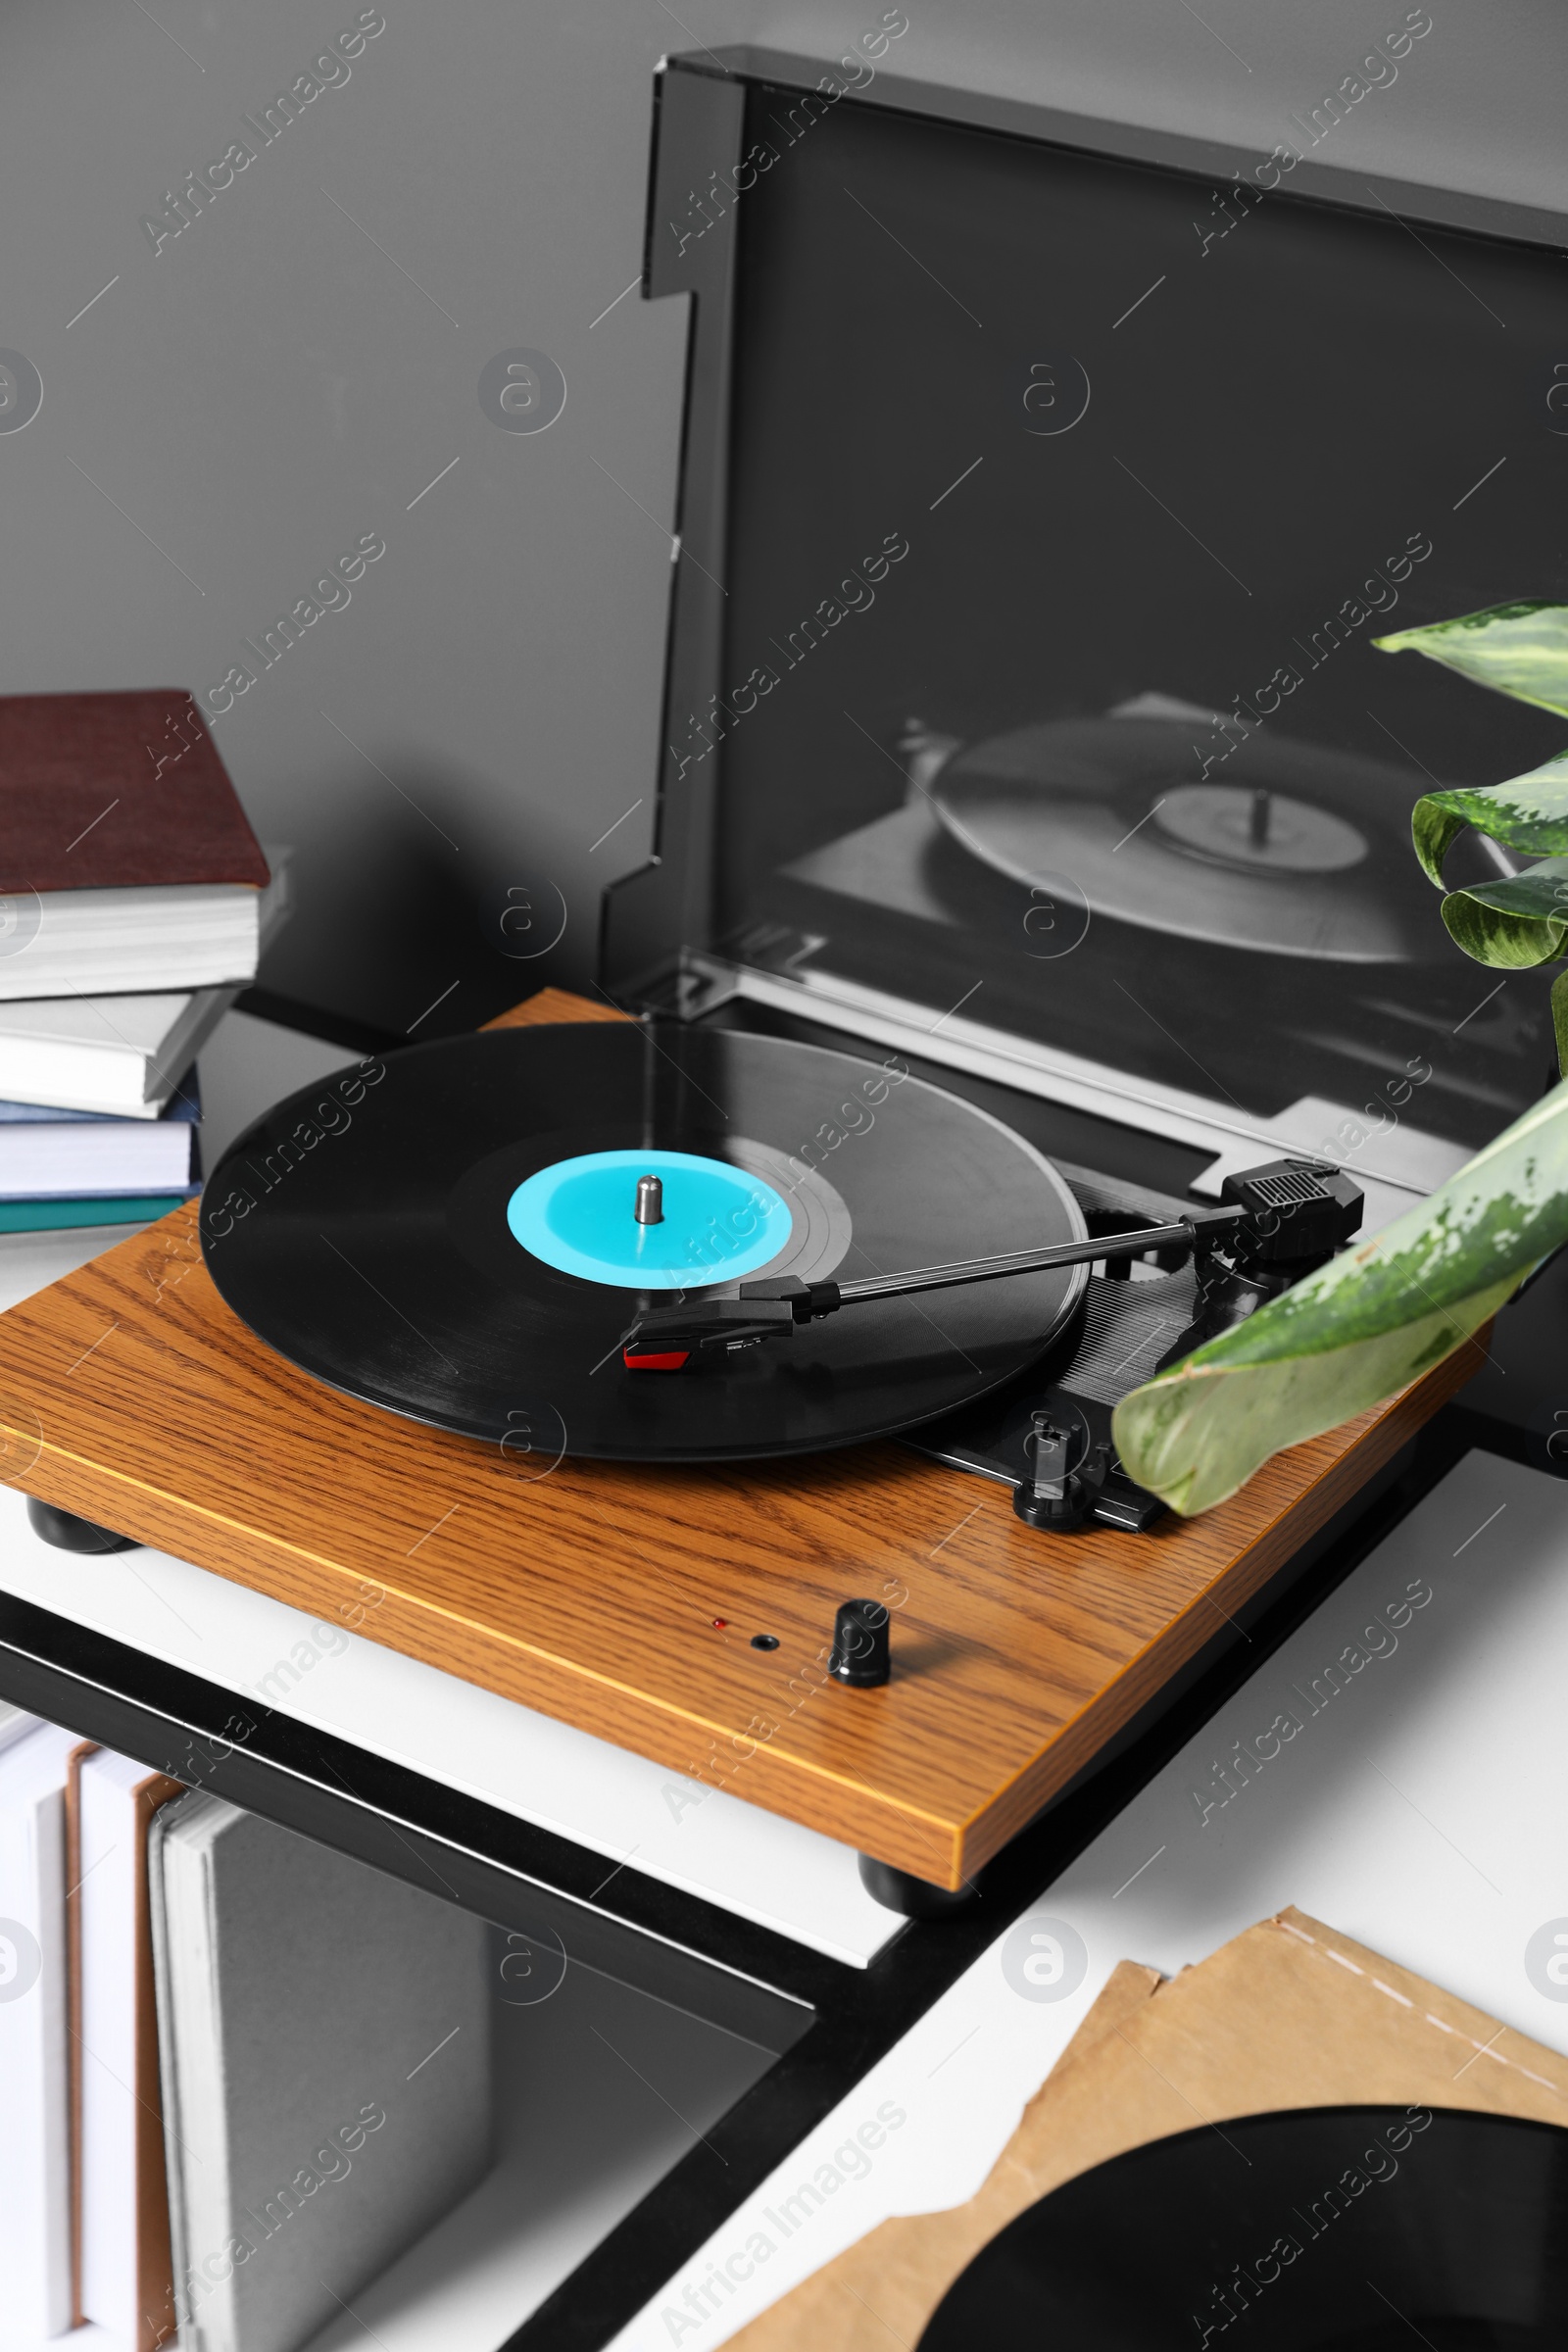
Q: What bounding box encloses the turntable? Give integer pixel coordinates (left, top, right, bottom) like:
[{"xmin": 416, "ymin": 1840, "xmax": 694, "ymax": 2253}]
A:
[
  {"xmin": 926, "ymin": 708, "xmax": 1442, "ymax": 963},
  {"xmin": 0, "ymin": 989, "xmax": 1479, "ymax": 1905}
]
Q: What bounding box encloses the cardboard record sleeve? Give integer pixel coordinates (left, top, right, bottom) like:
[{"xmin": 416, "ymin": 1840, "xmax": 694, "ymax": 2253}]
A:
[{"xmin": 727, "ymin": 1906, "xmax": 1568, "ymax": 2348}]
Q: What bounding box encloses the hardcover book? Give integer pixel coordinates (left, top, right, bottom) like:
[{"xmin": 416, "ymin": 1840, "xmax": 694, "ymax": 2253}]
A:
[
  {"xmin": 149, "ymin": 1793, "xmax": 493, "ymax": 2352},
  {"xmin": 0, "ymin": 692, "xmax": 268, "ymax": 895},
  {"xmin": 0, "ymin": 695, "xmax": 276, "ymax": 1000}
]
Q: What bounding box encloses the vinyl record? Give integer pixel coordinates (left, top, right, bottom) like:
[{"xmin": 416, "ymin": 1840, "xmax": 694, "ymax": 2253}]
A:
[
  {"xmin": 198, "ymin": 1023, "xmax": 1088, "ymax": 1462},
  {"xmin": 920, "ymin": 2105, "xmax": 1568, "ymax": 2349},
  {"xmin": 932, "ymin": 717, "xmax": 1439, "ymax": 961}
]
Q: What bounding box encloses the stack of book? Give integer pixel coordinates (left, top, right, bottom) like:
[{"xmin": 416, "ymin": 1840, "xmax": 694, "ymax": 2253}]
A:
[
  {"xmin": 0, "ymin": 691, "xmax": 288, "ymax": 1234},
  {"xmin": 0, "ymin": 1706, "xmax": 492, "ymax": 2352}
]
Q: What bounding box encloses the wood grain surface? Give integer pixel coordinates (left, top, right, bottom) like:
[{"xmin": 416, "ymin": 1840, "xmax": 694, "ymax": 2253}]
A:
[{"xmin": 0, "ymin": 990, "xmax": 1479, "ymax": 1886}]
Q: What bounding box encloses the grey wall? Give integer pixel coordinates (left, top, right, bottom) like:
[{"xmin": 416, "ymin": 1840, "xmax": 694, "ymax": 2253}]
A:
[{"xmin": 2, "ymin": 0, "xmax": 1561, "ymax": 1039}]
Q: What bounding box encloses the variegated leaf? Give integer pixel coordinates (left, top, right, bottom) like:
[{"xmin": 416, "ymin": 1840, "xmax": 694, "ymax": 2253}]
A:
[
  {"xmin": 1410, "ymin": 750, "xmax": 1568, "ymax": 886},
  {"xmin": 1112, "ymin": 1079, "xmax": 1568, "ymax": 1517},
  {"xmin": 1441, "ymin": 858, "xmax": 1568, "ymax": 966},
  {"xmin": 1376, "ymin": 601, "xmax": 1568, "ymax": 718}
]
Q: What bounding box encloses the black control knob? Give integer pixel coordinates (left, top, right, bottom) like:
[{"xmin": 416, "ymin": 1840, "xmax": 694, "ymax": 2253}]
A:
[{"xmin": 829, "ymin": 1597, "xmax": 891, "ymax": 1687}]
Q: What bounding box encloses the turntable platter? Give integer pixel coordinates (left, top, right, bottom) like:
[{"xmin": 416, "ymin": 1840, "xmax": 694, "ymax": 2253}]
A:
[
  {"xmin": 932, "ymin": 717, "xmax": 1438, "ymax": 961},
  {"xmin": 1152, "ymin": 782, "xmax": 1368, "ymax": 873}
]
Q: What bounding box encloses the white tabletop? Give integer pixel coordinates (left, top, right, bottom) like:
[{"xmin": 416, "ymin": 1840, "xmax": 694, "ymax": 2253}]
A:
[{"xmin": 608, "ymin": 1446, "xmax": 1568, "ymax": 2347}]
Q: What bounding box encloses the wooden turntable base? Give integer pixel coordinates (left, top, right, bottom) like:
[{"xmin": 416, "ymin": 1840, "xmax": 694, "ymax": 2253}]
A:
[{"xmin": 0, "ymin": 990, "xmax": 1478, "ymax": 1888}]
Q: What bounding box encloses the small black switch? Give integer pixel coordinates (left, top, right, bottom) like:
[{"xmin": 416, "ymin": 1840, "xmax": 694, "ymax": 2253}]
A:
[{"xmin": 829, "ymin": 1597, "xmax": 890, "ymax": 1687}]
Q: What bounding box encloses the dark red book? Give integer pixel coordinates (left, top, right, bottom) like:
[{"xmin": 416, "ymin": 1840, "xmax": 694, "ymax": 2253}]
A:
[{"xmin": 0, "ymin": 692, "xmax": 268, "ymax": 895}]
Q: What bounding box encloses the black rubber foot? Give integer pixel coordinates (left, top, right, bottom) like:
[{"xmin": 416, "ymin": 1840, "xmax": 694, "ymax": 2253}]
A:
[
  {"xmin": 25, "ymin": 1495, "xmax": 140, "ymax": 1554},
  {"xmin": 858, "ymin": 1851, "xmax": 985, "ymax": 1919}
]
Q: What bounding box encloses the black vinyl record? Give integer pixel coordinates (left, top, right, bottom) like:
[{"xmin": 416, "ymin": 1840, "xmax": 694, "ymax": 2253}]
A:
[
  {"xmin": 920, "ymin": 2105, "xmax": 1568, "ymax": 2349},
  {"xmin": 199, "ymin": 1022, "xmax": 1087, "ymax": 1462},
  {"xmin": 932, "ymin": 717, "xmax": 1438, "ymax": 962}
]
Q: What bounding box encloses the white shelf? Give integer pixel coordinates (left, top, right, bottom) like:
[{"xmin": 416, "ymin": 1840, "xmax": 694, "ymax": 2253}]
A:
[
  {"xmin": 19, "ymin": 1960, "xmax": 774, "ymax": 2352},
  {"xmin": 302, "ymin": 1949, "xmax": 772, "ymax": 2352}
]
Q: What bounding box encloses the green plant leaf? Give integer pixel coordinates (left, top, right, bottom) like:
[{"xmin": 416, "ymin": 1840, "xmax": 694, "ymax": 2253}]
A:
[
  {"xmin": 1410, "ymin": 796, "xmax": 1469, "ymax": 886},
  {"xmin": 1410, "ymin": 750, "xmax": 1568, "ymax": 886},
  {"xmin": 1111, "ymin": 1080, "xmax": 1568, "ymax": 1516},
  {"xmin": 1375, "ymin": 602, "xmax": 1568, "ymax": 718},
  {"xmin": 1440, "ymin": 858, "xmax": 1568, "ymax": 967}
]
